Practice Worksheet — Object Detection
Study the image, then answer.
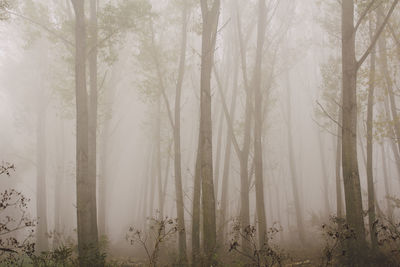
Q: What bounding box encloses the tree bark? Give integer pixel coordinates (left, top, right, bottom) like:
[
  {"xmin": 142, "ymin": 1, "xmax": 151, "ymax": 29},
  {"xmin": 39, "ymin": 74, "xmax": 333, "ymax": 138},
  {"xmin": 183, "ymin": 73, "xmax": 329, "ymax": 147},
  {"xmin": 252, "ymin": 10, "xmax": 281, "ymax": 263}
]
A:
[
  {"xmin": 335, "ymin": 106, "xmax": 343, "ymax": 219},
  {"xmin": 366, "ymin": 15, "xmax": 377, "ymax": 249},
  {"xmin": 71, "ymin": 0, "xmax": 100, "ymax": 264},
  {"xmin": 197, "ymin": 1, "xmax": 220, "ymax": 264},
  {"xmin": 36, "ymin": 98, "xmax": 49, "ymax": 253},
  {"xmin": 173, "ymin": 1, "xmax": 188, "ymax": 264},
  {"xmin": 253, "ymin": 0, "xmax": 268, "ymax": 248}
]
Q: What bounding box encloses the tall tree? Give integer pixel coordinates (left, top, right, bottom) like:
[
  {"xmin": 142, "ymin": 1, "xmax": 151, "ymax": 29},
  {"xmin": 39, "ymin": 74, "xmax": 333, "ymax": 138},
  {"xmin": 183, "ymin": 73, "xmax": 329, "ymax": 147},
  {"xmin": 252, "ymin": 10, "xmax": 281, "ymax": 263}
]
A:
[
  {"xmin": 196, "ymin": 0, "xmax": 220, "ymax": 265},
  {"xmin": 173, "ymin": 0, "xmax": 188, "ymax": 263},
  {"xmin": 253, "ymin": 0, "xmax": 267, "ymax": 248},
  {"xmin": 340, "ymin": 0, "xmax": 398, "ymax": 259},
  {"xmin": 366, "ymin": 13, "xmax": 377, "ymax": 249},
  {"xmin": 88, "ymin": 0, "xmax": 99, "ymax": 240},
  {"xmin": 71, "ymin": 0, "xmax": 100, "ymax": 264}
]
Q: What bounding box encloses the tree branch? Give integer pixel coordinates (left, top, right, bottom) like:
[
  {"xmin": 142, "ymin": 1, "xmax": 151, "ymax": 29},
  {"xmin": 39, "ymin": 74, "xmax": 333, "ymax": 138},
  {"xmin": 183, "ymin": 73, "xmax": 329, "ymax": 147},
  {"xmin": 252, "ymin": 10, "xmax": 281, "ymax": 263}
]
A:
[
  {"xmin": 357, "ymin": 0, "xmax": 399, "ymax": 69},
  {"xmin": 5, "ymin": 9, "xmax": 74, "ymax": 48},
  {"xmin": 354, "ymin": 0, "xmax": 375, "ymax": 32}
]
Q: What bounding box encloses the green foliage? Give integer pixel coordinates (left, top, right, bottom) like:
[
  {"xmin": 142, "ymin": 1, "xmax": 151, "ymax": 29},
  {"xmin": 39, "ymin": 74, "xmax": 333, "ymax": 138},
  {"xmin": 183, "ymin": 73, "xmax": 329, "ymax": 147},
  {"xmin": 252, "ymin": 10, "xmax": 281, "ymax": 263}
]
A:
[
  {"xmin": 98, "ymin": 0, "xmax": 152, "ymax": 65},
  {"xmin": 0, "ymin": 0, "xmax": 9, "ymax": 20}
]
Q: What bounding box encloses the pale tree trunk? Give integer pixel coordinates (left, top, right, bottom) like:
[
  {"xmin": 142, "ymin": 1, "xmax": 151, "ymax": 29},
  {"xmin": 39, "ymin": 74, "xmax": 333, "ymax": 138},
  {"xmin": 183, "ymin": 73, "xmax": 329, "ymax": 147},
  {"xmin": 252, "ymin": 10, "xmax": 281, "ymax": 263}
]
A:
[
  {"xmin": 318, "ymin": 131, "xmax": 330, "ymax": 217},
  {"xmin": 380, "ymin": 144, "xmax": 393, "ymax": 220},
  {"xmin": 173, "ymin": 1, "xmax": 188, "ymax": 263},
  {"xmin": 218, "ymin": 44, "xmax": 239, "ymax": 247},
  {"xmin": 53, "ymin": 120, "xmax": 65, "ymax": 248},
  {"xmin": 366, "ymin": 16, "xmax": 377, "ymax": 249},
  {"xmin": 286, "ymin": 73, "xmax": 306, "ymax": 244},
  {"xmin": 253, "ymin": 0, "xmax": 267, "ymax": 248},
  {"xmin": 192, "ymin": 145, "xmax": 201, "ymax": 266},
  {"xmin": 197, "ymin": 1, "xmax": 220, "ymax": 265},
  {"xmin": 382, "ymin": 95, "xmax": 400, "ymax": 180},
  {"xmin": 88, "ymin": 0, "xmax": 99, "ymax": 240},
  {"xmin": 335, "ymin": 108, "xmax": 343, "ymax": 219},
  {"xmin": 156, "ymin": 97, "xmax": 163, "ymax": 220},
  {"xmin": 213, "ymin": 106, "xmax": 224, "ymax": 201},
  {"xmin": 36, "ymin": 99, "xmax": 49, "ymax": 252},
  {"xmin": 236, "ymin": 5, "xmax": 252, "ymax": 254},
  {"xmin": 71, "ymin": 0, "xmax": 100, "ymax": 264}
]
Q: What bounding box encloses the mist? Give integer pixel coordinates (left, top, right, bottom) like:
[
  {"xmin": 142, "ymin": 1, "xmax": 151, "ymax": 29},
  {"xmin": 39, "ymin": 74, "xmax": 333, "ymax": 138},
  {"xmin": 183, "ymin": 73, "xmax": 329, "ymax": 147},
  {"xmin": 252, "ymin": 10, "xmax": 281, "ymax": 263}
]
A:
[{"xmin": 0, "ymin": 0, "xmax": 400, "ymax": 266}]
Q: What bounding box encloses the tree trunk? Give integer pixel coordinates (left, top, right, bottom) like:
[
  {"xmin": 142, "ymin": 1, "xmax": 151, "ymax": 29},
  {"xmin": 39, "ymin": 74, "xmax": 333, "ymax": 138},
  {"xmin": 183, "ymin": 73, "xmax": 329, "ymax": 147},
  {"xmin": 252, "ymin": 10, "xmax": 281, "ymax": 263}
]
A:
[
  {"xmin": 253, "ymin": 0, "xmax": 267, "ymax": 248},
  {"xmin": 53, "ymin": 120, "xmax": 65, "ymax": 248},
  {"xmin": 286, "ymin": 73, "xmax": 306, "ymax": 244},
  {"xmin": 335, "ymin": 107, "xmax": 343, "ymax": 219},
  {"xmin": 218, "ymin": 45, "xmax": 239, "ymax": 247},
  {"xmin": 341, "ymin": 0, "xmax": 366, "ymax": 256},
  {"xmin": 197, "ymin": 1, "xmax": 220, "ymax": 264},
  {"xmin": 156, "ymin": 97, "xmax": 163, "ymax": 220},
  {"xmin": 173, "ymin": 1, "xmax": 188, "ymax": 263},
  {"xmin": 318, "ymin": 131, "xmax": 330, "ymax": 217},
  {"xmin": 72, "ymin": 0, "xmax": 100, "ymax": 264},
  {"xmin": 36, "ymin": 100, "xmax": 49, "ymax": 253},
  {"xmin": 192, "ymin": 144, "xmax": 201, "ymax": 266},
  {"xmin": 380, "ymin": 144, "xmax": 393, "ymax": 220},
  {"xmin": 366, "ymin": 16, "xmax": 377, "ymax": 249}
]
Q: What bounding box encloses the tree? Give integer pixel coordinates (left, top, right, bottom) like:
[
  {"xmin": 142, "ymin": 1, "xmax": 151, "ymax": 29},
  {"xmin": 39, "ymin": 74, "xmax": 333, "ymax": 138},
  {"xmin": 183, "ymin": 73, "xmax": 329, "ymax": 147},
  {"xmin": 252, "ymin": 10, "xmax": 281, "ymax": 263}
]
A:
[
  {"xmin": 340, "ymin": 0, "xmax": 398, "ymax": 260},
  {"xmin": 253, "ymin": 0, "xmax": 267, "ymax": 248},
  {"xmin": 71, "ymin": 0, "xmax": 100, "ymax": 265},
  {"xmin": 173, "ymin": 1, "xmax": 189, "ymax": 263},
  {"xmin": 366, "ymin": 13, "xmax": 377, "ymax": 249},
  {"xmin": 194, "ymin": 0, "xmax": 220, "ymax": 265}
]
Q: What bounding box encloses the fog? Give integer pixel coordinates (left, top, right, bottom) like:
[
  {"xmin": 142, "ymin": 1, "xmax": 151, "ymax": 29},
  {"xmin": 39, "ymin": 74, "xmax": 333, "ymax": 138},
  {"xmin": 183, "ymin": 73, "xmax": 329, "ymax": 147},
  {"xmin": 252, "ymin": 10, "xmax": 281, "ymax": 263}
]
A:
[{"xmin": 0, "ymin": 0, "xmax": 400, "ymax": 266}]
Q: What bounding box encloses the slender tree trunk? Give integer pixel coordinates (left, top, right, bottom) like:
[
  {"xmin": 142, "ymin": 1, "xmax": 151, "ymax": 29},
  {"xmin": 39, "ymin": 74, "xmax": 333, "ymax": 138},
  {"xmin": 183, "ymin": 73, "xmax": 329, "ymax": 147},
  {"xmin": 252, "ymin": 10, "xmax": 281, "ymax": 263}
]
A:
[
  {"xmin": 53, "ymin": 120, "xmax": 65, "ymax": 248},
  {"xmin": 174, "ymin": 2, "xmax": 188, "ymax": 263},
  {"xmin": 286, "ymin": 73, "xmax": 306, "ymax": 244},
  {"xmin": 335, "ymin": 108, "xmax": 343, "ymax": 219},
  {"xmin": 36, "ymin": 100, "xmax": 49, "ymax": 253},
  {"xmin": 71, "ymin": 0, "xmax": 100, "ymax": 264},
  {"xmin": 341, "ymin": 0, "xmax": 366, "ymax": 256},
  {"xmin": 156, "ymin": 97, "xmax": 163, "ymax": 220},
  {"xmin": 218, "ymin": 45, "xmax": 239, "ymax": 247},
  {"xmin": 88, "ymin": 0, "xmax": 99, "ymax": 242},
  {"xmin": 380, "ymin": 144, "xmax": 393, "ymax": 220},
  {"xmin": 192, "ymin": 144, "xmax": 201, "ymax": 266},
  {"xmin": 366, "ymin": 16, "xmax": 377, "ymax": 249},
  {"xmin": 214, "ymin": 106, "xmax": 224, "ymax": 201},
  {"xmin": 253, "ymin": 0, "xmax": 267, "ymax": 248},
  {"xmin": 318, "ymin": 131, "xmax": 330, "ymax": 217},
  {"xmin": 382, "ymin": 94, "xmax": 400, "ymax": 180}
]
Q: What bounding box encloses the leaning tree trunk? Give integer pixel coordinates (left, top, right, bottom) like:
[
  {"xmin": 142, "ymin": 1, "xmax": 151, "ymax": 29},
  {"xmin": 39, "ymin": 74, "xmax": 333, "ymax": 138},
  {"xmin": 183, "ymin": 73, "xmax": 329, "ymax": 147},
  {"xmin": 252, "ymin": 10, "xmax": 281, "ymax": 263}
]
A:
[
  {"xmin": 173, "ymin": 1, "xmax": 188, "ymax": 263},
  {"xmin": 218, "ymin": 43, "xmax": 239, "ymax": 247},
  {"xmin": 71, "ymin": 0, "xmax": 100, "ymax": 265},
  {"xmin": 366, "ymin": 16, "xmax": 377, "ymax": 249}
]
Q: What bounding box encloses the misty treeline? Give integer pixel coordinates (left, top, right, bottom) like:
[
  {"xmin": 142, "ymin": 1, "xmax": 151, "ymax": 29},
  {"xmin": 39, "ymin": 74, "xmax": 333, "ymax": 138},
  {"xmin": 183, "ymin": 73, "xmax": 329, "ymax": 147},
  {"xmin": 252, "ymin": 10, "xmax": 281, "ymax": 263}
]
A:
[{"xmin": 1, "ymin": 0, "xmax": 400, "ymax": 266}]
